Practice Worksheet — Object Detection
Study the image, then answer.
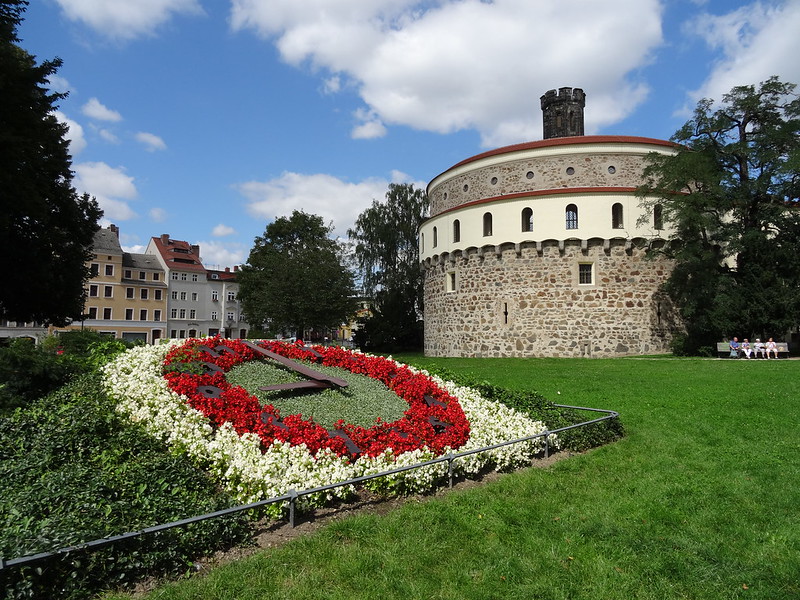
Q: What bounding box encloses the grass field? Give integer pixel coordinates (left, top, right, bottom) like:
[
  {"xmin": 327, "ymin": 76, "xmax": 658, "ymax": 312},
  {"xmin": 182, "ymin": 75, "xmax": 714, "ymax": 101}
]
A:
[{"xmin": 104, "ymin": 356, "xmax": 800, "ymax": 600}]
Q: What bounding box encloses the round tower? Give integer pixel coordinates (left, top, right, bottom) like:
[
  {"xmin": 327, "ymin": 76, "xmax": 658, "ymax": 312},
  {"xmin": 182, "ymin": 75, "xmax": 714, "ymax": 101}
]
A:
[{"xmin": 540, "ymin": 87, "xmax": 586, "ymax": 139}]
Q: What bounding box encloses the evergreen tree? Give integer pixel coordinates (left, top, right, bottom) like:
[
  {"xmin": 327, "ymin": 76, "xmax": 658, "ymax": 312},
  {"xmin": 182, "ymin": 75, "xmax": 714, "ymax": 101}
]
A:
[
  {"xmin": 0, "ymin": 0, "xmax": 102, "ymax": 325},
  {"xmin": 638, "ymin": 77, "xmax": 800, "ymax": 352},
  {"xmin": 349, "ymin": 183, "xmax": 429, "ymax": 351},
  {"xmin": 237, "ymin": 210, "xmax": 355, "ymax": 339}
]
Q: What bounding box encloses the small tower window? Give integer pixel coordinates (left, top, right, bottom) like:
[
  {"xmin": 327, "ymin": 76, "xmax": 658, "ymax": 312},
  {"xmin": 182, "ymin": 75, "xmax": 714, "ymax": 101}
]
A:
[
  {"xmin": 483, "ymin": 212, "xmax": 493, "ymax": 237},
  {"xmin": 521, "ymin": 207, "xmax": 533, "ymax": 232},
  {"xmin": 654, "ymin": 204, "xmax": 664, "ymax": 230},
  {"xmin": 566, "ymin": 204, "xmax": 578, "ymax": 230},
  {"xmin": 453, "ymin": 219, "xmax": 461, "ymax": 243},
  {"xmin": 612, "ymin": 203, "xmax": 624, "ymax": 229},
  {"xmin": 579, "ymin": 263, "xmax": 594, "ymax": 285},
  {"xmin": 432, "ymin": 226, "xmax": 438, "ymax": 248}
]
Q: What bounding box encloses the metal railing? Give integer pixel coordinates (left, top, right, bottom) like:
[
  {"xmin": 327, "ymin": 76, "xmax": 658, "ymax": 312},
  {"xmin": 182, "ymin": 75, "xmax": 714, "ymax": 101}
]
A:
[{"xmin": 0, "ymin": 403, "xmax": 618, "ymax": 571}]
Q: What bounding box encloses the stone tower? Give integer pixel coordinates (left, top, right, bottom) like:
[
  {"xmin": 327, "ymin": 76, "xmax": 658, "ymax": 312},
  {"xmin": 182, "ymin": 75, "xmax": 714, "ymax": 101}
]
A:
[{"xmin": 540, "ymin": 87, "xmax": 586, "ymax": 139}]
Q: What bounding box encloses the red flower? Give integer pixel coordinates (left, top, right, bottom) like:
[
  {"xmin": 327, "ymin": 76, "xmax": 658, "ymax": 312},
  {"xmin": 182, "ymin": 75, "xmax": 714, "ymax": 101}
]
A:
[{"xmin": 162, "ymin": 338, "xmax": 470, "ymax": 461}]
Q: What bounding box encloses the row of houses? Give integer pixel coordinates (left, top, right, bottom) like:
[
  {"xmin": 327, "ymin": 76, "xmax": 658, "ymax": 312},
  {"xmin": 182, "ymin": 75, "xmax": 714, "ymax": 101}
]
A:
[{"xmin": 0, "ymin": 225, "xmax": 249, "ymax": 344}]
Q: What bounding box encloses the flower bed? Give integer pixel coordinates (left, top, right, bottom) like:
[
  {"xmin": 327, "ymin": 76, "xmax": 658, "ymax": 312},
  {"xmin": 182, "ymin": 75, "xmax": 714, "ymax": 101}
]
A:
[{"xmin": 103, "ymin": 339, "xmax": 559, "ymax": 516}]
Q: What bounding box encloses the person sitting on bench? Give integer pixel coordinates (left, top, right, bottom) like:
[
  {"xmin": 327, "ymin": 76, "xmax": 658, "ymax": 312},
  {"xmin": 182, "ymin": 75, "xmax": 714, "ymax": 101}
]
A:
[
  {"xmin": 766, "ymin": 337, "xmax": 779, "ymax": 359},
  {"xmin": 729, "ymin": 337, "xmax": 740, "ymax": 358}
]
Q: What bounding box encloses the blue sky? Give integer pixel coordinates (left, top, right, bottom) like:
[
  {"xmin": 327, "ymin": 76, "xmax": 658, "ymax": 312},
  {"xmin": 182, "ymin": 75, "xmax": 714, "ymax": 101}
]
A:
[{"xmin": 20, "ymin": 0, "xmax": 800, "ymax": 268}]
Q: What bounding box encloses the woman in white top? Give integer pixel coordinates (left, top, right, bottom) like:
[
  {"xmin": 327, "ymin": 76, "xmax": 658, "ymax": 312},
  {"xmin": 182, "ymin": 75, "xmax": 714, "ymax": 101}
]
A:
[{"xmin": 766, "ymin": 338, "xmax": 778, "ymax": 359}]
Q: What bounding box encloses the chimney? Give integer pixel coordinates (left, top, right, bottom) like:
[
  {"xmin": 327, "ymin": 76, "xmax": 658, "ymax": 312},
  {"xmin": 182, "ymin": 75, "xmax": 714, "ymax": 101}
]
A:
[
  {"xmin": 110, "ymin": 224, "xmax": 119, "ymax": 237},
  {"xmin": 190, "ymin": 244, "xmax": 200, "ymax": 256},
  {"xmin": 233, "ymin": 265, "xmax": 239, "ymax": 272},
  {"xmin": 160, "ymin": 234, "xmax": 170, "ymax": 245},
  {"xmin": 225, "ymin": 267, "xmax": 230, "ymax": 273}
]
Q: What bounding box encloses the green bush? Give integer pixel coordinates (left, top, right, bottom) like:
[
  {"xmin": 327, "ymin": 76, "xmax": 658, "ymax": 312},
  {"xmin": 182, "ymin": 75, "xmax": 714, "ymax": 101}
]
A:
[
  {"xmin": 0, "ymin": 374, "xmax": 251, "ymax": 600},
  {"xmin": 0, "ymin": 339, "xmax": 78, "ymax": 414}
]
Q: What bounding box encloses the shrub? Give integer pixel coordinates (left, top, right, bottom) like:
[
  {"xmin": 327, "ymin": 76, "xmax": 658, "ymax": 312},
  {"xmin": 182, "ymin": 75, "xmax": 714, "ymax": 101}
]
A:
[
  {"xmin": 0, "ymin": 339, "xmax": 78, "ymax": 414},
  {"xmin": 0, "ymin": 374, "xmax": 251, "ymax": 600}
]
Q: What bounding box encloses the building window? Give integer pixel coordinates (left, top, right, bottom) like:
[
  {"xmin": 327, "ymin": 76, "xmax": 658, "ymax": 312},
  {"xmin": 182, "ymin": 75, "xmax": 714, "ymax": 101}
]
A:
[
  {"xmin": 154, "ymin": 310, "xmax": 162, "ymax": 322},
  {"xmin": 453, "ymin": 219, "xmax": 461, "ymax": 243},
  {"xmin": 432, "ymin": 226, "xmax": 438, "ymax": 248},
  {"xmin": 483, "ymin": 212, "xmax": 493, "ymax": 236},
  {"xmin": 90, "ymin": 263, "xmax": 99, "ymax": 277},
  {"xmin": 88, "ymin": 307, "xmax": 98, "ymax": 319},
  {"xmin": 521, "ymin": 207, "xmax": 533, "ymax": 232},
  {"xmin": 139, "ymin": 271, "xmax": 146, "ymax": 280},
  {"xmin": 179, "ymin": 309, "xmax": 186, "ymax": 319},
  {"xmin": 227, "ymin": 291, "xmax": 236, "ymax": 301},
  {"xmin": 105, "ymin": 264, "xmax": 114, "ymax": 276},
  {"xmin": 170, "ymin": 308, "xmax": 177, "ymax": 319},
  {"xmin": 579, "ymin": 263, "xmax": 593, "ymax": 285},
  {"xmin": 171, "ymin": 291, "xmax": 178, "ymax": 300},
  {"xmin": 211, "ymin": 311, "xmax": 218, "ymax": 320},
  {"xmin": 170, "ymin": 330, "xmax": 177, "ymax": 338},
  {"xmin": 141, "ymin": 288, "xmax": 149, "ymax": 300},
  {"xmin": 654, "ymin": 204, "xmax": 664, "ymax": 230},
  {"xmin": 125, "ymin": 308, "xmax": 133, "ymax": 320},
  {"xmin": 103, "ymin": 307, "xmax": 112, "ymax": 320},
  {"xmin": 612, "ymin": 203, "xmax": 624, "ymax": 229},
  {"xmin": 104, "ymin": 285, "xmax": 113, "ymax": 298},
  {"xmin": 154, "ymin": 289, "xmax": 162, "ymax": 301},
  {"xmin": 126, "ymin": 287, "xmax": 134, "ymax": 299},
  {"xmin": 171, "ymin": 272, "xmax": 179, "ymax": 281},
  {"xmin": 140, "ymin": 309, "xmax": 147, "ymax": 320},
  {"xmin": 420, "ymin": 233, "xmax": 424, "ymax": 252},
  {"xmin": 227, "ymin": 312, "xmax": 235, "ymax": 321},
  {"xmin": 566, "ymin": 204, "xmax": 578, "ymax": 230},
  {"xmin": 211, "ymin": 290, "xmax": 219, "ymax": 301},
  {"xmin": 446, "ymin": 271, "xmax": 457, "ymax": 293},
  {"xmin": 89, "ymin": 285, "xmax": 99, "ymax": 297},
  {"xmin": 189, "ymin": 309, "xmax": 196, "ymax": 319},
  {"xmin": 192, "ymin": 292, "xmax": 198, "ymax": 301},
  {"xmin": 153, "ymin": 273, "xmax": 160, "ymax": 281},
  {"xmin": 181, "ymin": 273, "xmax": 187, "ymax": 281},
  {"xmin": 180, "ymin": 291, "xmax": 187, "ymax": 301},
  {"xmin": 192, "ymin": 274, "xmax": 198, "ymax": 281},
  {"xmin": 124, "ymin": 269, "xmax": 132, "ymax": 279}
]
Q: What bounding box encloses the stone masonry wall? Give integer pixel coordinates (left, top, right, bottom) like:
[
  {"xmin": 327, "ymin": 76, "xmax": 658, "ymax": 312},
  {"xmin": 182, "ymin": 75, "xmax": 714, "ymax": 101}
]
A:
[
  {"xmin": 423, "ymin": 239, "xmax": 678, "ymax": 358},
  {"xmin": 431, "ymin": 151, "xmax": 649, "ymax": 216}
]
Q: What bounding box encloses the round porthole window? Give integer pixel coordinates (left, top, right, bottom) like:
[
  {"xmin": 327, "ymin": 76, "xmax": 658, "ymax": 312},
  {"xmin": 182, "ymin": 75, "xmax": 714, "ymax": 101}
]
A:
[
  {"xmin": 566, "ymin": 167, "xmax": 575, "ymax": 175},
  {"xmin": 490, "ymin": 177, "xmax": 498, "ymax": 185},
  {"xmin": 526, "ymin": 171, "xmax": 534, "ymax": 179},
  {"xmin": 463, "ymin": 184, "xmax": 469, "ymax": 192},
  {"xmin": 443, "ymin": 192, "xmax": 448, "ymax": 201},
  {"xmin": 608, "ymin": 166, "xmax": 616, "ymax": 174}
]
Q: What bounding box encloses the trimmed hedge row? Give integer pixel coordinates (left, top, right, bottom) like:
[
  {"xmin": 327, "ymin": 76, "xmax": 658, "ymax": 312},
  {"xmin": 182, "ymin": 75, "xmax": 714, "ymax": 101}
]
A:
[{"xmin": 0, "ymin": 373, "xmax": 251, "ymax": 600}]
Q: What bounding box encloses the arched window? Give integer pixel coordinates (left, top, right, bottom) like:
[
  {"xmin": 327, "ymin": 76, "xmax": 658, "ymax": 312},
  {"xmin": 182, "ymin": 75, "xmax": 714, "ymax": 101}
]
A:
[
  {"xmin": 654, "ymin": 204, "xmax": 664, "ymax": 230},
  {"xmin": 566, "ymin": 204, "xmax": 578, "ymax": 230},
  {"xmin": 432, "ymin": 226, "xmax": 438, "ymax": 248},
  {"xmin": 453, "ymin": 219, "xmax": 461, "ymax": 243},
  {"xmin": 612, "ymin": 203, "xmax": 624, "ymax": 229},
  {"xmin": 420, "ymin": 233, "xmax": 424, "ymax": 252},
  {"xmin": 483, "ymin": 212, "xmax": 493, "ymax": 236},
  {"xmin": 521, "ymin": 207, "xmax": 533, "ymax": 232}
]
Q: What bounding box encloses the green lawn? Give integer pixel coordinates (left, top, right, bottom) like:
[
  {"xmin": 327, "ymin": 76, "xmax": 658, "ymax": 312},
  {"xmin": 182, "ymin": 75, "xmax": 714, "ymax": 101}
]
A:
[{"xmin": 104, "ymin": 356, "xmax": 800, "ymax": 600}]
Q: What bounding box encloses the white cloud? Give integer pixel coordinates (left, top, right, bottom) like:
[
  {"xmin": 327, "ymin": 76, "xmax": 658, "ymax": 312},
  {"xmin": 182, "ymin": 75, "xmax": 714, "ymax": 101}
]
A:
[
  {"xmin": 351, "ymin": 108, "xmax": 387, "ymax": 139},
  {"xmin": 98, "ymin": 128, "xmax": 120, "ymax": 144},
  {"xmin": 73, "ymin": 161, "xmax": 138, "ymax": 221},
  {"xmin": 235, "ymin": 171, "xmax": 411, "ymax": 237},
  {"xmin": 46, "ymin": 74, "xmax": 71, "ymax": 94},
  {"xmin": 82, "ymin": 97, "xmax": 123, "ymax": 122},
  {"xmin": 135, "ymin": 131, "xmax": 167, "ymax": 152},
  {"xmin": 53, "ymin": 0, "xmax": 204, "ymax": 41},
  {"xmin": 230, "ymin": 0, "xmax": 664, "ymax": 146},
  {"xmin": 195, "ymin": 240, "xmax": 248, "ymax": 269},
  {"xmin": 684, "ymin": 1, "xmax": 800, "ymax": 106},
  {"xmin": 149, "ymin": 207, "xmax": 168, "ymax": 222},
  {"xmin": 212, "ymin": 223, "xmax": 236, "ymax": 237},
  {"xmin": 55, "ymin": 111, "xmax": 86, "ymax": 154}
]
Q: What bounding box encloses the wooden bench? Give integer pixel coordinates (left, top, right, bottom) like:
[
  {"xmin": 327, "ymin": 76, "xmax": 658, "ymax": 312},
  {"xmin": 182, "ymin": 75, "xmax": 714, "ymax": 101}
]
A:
[{"xmin": 717, "ymin": 341, "xmax": 789, "ymax": 358}]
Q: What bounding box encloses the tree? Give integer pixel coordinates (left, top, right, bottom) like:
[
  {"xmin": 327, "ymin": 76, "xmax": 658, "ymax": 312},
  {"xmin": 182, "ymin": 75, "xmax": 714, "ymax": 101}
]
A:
[
  {"xmin": 637, "ymin": 77, "xmax": 800, "ymax": 352},
  {"xmin": 348, "ymin": 183, "xmax": 429, "ymax": 351},
  {"xmin": 237, "ymin": 210, "xmax": 355, "ymax": 339},
  {"xmin": 0, "ymin": 0, "xmax": 102, "ymax": 325}
]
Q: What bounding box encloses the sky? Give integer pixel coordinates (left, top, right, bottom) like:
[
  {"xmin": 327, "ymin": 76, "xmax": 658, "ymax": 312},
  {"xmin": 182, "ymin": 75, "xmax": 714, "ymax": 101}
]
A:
[{"xmin": 19, "ymin": 0, "xmax": 800, "ymax": 269}]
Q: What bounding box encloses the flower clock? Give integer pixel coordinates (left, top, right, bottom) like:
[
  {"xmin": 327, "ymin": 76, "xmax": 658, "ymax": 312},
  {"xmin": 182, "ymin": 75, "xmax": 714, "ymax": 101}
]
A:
[{"xmin": 104, "ymin": 338, "xmax": 558, "ymax": 517}]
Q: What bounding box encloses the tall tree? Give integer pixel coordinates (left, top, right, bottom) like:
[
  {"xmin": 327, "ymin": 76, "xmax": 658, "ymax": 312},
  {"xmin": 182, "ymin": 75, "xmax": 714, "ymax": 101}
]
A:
[
  {"xmin": 348, "ymin": 183, "xmax": 429, "ymax": 351},
  {"xmin": 0, "ymin": 0, "xmax": 101, "ymax": 325},
  {"xmin": 637, "ymin": 76, "xmax": 800, "ymax": 352},
  {"xmin": 237, "ymin": 210, "xmax": 355, "ymax": 339}
]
